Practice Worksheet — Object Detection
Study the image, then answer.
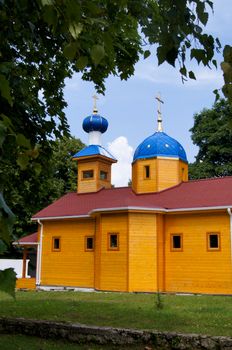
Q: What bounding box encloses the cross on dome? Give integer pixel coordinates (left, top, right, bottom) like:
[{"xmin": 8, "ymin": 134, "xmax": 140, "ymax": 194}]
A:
[
  {"xmin": 92, "ymin": 94, "xmax": 99, "ymax": 114},
  {"xmin": 155, "ymin": 93, "xmax": 164, "ymax": 132}
]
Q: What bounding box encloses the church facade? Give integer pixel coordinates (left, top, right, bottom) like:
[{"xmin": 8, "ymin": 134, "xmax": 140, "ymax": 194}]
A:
[{"xmin": 16, "ymin": 101, "xmax": 232, "ymax": 295}]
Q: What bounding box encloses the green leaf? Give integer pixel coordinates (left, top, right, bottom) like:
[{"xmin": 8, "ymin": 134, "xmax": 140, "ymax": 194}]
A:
[
  {"xmin": 42, "ymin": 6, "xmax": 57, "ymax": 28},
  {"xmin": 189, "ymin": 71, "xmax": 196, "ymax": 80},
  {"xmin": 0, "ymin": 240, "xmax": 7, "ymax": 255},
  {"xmin": 0, "ymin": 74, "xmax": 12, "ymax": 106},
  {"xmin": 76, "ymin": 56, "xmax": 88, "ymax": 70},
  {"xmin": 41, "ymin": 0, "xmax": 54, "ymax": 5},
  {"xmin": 190, "ymin": 49, "xmax": 205, "ymax": 64},
  {"xmin": 16, "ymin": 134, "xmax": 31, "ymax": 149},
  {"xmin": 0, "ymin": 121, "xmax": 7, "ymax": 148},
  {"xmin": 0, "ymin": 268, "xmax": 16, "ymax": 298},
  {"xmin": 223, "ymin": 45, "xmax": 232, "ymax": 64},
  {"xmin": 180, "ymin": 66, "xmax": 187, "ymax": 77},
  {"xmin": 157, "ymin": 45, "xmax": 166, "ymax": 65},
  {"xmin": 69, "ymin": 22, "xmax": 83, "ymax": 40},
  {"xmin": 144, "ymin": 50, "xmax": 151, "ymax": 59},
  {"xmin": 222, "ymin": 84, "xmax": 232, "ymax": 102},
  {"xmin": 16, "ymin": 154, "xmax": 30, "ymax": 170},
  {"xmin": 63, "ymin": 42, "xmax": 79, "ymax": 60},
  {"xmin": 196, "ymin": 2, "xmax": 208, "ymax": 25},
  {"xmin": 166, "ymin": 47, "xmax": 178, "ymax": 67},
  {"xmin": 91, "ymin": 45, "xmax": 105, "ymax": 65},
  {"xmin": 0, "ymin": 193, "xmax": 15, "ymax": 244},
  {"xmin": 213, "ymin": 89, "xmax": 220, "ymax": 102},
  {"xmin": 34, "ymin": 163, "xmax": 42, "ymax": 176},
  {"xmin": 0, "ymin": 114, "xmax": 13, "ymax": 130},
  {"xmin": 212, "ymin": 59, "xmax": 217, "ymax": 69}
]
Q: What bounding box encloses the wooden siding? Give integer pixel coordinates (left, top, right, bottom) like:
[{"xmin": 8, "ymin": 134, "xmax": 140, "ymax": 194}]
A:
[
  {"xmin": 165, "ymin": 212, "xmax": 232, "ymax": 294},
  {"xmin": 77, "ymin": 158, "xmax": 113, "ymax": 193},
  {"xmin": 132, "ymin": 159, "xmax": 157, "ymax": 194},
  {"xmin": 16, "ymin": 278, "xmax": 36, "ymax": 290},
  {"xmin": 41, "ymin": 219, "xmax": 95, "ymax": 287},
  {"xmin": 94, "ymin": 214, "xmax": 101, "ymax": 289},
  {"xmin": 98, "ymin": 213, "xmax": 128, "ymax": 291},
  {"xmin": 128, "ymin": 212, "xmax": 157, "ymax": 292},
  {"xmin": 132, "ymin": 158, "xmax": 188, "ymax": 194},
  {"xmin": 156, "ymin": 214, "xmax": 165, "ymax": 292}
]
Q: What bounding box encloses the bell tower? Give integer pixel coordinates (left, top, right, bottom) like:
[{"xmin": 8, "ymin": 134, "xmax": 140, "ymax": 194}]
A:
[
  {"xmin": 132, "ymin": 95, "xmax": 188, "ymax": 194},
  {"xmin": 73, "ymin": 96, "xmax": 117, "ymax": 193}
]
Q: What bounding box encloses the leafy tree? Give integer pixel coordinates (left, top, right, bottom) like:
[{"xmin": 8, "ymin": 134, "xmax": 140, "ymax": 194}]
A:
[
  {"xmin": 2, "ymin": 136, "xmax": 84, "ymax": 239},
  {"xmin": 189, "ymin": 99, "xmax": 232, "ymax": 180}
]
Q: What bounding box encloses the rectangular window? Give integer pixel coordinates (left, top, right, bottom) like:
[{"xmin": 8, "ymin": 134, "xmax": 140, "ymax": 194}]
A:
[
  {"xmin": 100, "ymin": 170, "xmax": 108, "ymax": 180},
  {"xmin": 52, "ymin": 237, "xmax": 61, "ymax": 251},
  {"xmin": 85, "ymin": 236, "xmax": 94, "ymax": 251},
  {"xmin": 171, "ymin": 234, "xmax": 183, "ymax": 251},
  {"xmin": 144, "ymin": 165, "xmax": 150, "ymax": 179},
  {"xmin": 207, "ymin": 233, "xmax": 220, "ymax": 251},
  {"xmin": 108, "ymin": 233, "xmax": 119, "ymax": 250},
  {"xmin": 82, "ymin": 170, "xmax": 94, "ymax": 179}
]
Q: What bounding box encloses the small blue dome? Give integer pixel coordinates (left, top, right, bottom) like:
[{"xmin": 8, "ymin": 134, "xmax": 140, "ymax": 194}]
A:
[
  {"xmin": 83, "ymin": 114, "xmax": 108, "ymax": 133},
  {"xmin": 133, "ymin": 132, "xmax": 187, "ymax": 162}
]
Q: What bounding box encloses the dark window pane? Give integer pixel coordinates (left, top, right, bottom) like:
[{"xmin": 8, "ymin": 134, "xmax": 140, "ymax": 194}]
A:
[
  {"xmin": 83, "ymin": 170, "xmax": 94, "ymax": 179},
  {"xmin": 87, "ymin": 237, "xmax": 93, "ymax": 250},
  {"xmin": 145, "ymin": 166, "xmax": 150, "ymax": 178},
  {"xmin": 100, "ymin": 171, "xmax": 107, "ymax": 180},
  {"xmin": 54, "ymin": 238, "xmax": 60, "ymax": 250},
  {"xmin": 110, "ymin": 234, "xmax": 118, "ymax": 248},
  {"xmin": 209, "ymin": 234, "xmax": 219, "ymax": 248},
  {"xmin": 173, "ymin": 235, "xmax": 181, "ymax": 249}
]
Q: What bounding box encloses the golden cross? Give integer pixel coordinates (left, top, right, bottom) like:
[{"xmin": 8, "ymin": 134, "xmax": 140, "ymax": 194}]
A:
[{"xmin": 92, "ymin": 94, "xmax": 99, "ymax": 113}]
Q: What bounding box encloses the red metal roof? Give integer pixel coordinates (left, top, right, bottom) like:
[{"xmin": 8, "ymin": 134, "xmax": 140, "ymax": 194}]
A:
[
  {"xmin": 14, "ymin": 232, "xmax": 38, "ymax": 245},
  {"xmin": 32, "ymin": 177, "xmax": 232, "ymax": 219}
]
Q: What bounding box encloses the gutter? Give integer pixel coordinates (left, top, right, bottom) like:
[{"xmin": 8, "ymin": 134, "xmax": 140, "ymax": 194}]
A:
[
  {"xmin": 12, "ymin": 242, "xmax": 38, "ymax": 246},
  {"xmin": 227, "ymin": 208, "xmax": 232, "ymax": 264},
  {"xmin": 36, "ymin": 219, "xmax": 43, "ymax": 286},
  {"xmin": 31, "ymin": 205, "xmax": 232, "ymax": 221},
  {"xmin": 31, "ymin": 214, "xmax": 89, "ymax": 221}
]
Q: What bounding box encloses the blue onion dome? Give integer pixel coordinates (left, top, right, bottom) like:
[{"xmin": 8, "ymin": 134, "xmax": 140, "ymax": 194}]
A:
[
  {"xmin": 82, "ymin": 114, "xmax": 108, "ymax": 134},
  {"xmin": 133, "ymin": 132, "xmax": 187, "ymax": 162}
]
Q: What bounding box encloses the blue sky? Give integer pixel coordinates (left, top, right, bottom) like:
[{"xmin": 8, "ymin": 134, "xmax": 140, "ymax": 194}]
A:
[{"xmin": 64, "ymin": 0, "xmax": 231, "ymax": 186}]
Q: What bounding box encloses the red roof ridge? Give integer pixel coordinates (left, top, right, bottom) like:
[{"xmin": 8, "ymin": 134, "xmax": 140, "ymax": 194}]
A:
[
  {"xmin": 70, "ymin": 187, "xmax": 131, "ymax": 196},
  {"xmin": 188, "ymin": 176, "xmax": 232, "ymax": 184},
  {"xmin": 101, "ymin": 186, "xmax": 130, "ymax": 191}
]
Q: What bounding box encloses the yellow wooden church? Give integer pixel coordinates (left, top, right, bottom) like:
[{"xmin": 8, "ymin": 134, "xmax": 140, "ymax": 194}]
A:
[{"xmin": 15, "ymin": 99, "xmax": 232, "ymax": 295}]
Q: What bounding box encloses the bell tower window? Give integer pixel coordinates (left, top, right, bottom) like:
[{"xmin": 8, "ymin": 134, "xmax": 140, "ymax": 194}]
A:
[
  {"xmin": 100, "ymin": 170, "xmax": 108, "ymax": 180},
  {"xmin": 82, "ymin": 170, "xmax": 94, "ymax": 179},
  {"xmin": 144, "ymin": 165, "xmax": 150, "ymax": 179}
]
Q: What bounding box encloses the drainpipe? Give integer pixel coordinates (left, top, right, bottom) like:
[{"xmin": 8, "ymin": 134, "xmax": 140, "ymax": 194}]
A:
[
  {"xmin": 36, "ymin": 219, "xmax": 43, "ymax": 286},
  {"xmin": 227, "ymin": 208, "xmax": 232, "ymax": 263}
]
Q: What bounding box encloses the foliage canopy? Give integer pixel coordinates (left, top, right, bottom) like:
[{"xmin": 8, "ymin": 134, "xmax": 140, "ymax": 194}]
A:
[{"xmin": 189, "ymin": 99, "xmax": 232, "ymax": 179}]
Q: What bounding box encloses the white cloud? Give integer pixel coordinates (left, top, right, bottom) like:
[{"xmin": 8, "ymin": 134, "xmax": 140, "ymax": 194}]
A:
[
  {"xmin": 134, "ymin": 58, "xmax": 223, "ymax": 88},
  {"xmin": 107, "ymin": 136, "xmax": 133, "ymax": 187}
]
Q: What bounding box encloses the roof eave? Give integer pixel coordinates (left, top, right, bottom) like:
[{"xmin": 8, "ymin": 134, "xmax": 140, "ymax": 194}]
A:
[
  {"xmin": 31, "ymin": 205, "xmax": 232, "ymax": 221},
  {"xmin": 31, "ymin": 214, "xmax": 90, "ymax": 221}
]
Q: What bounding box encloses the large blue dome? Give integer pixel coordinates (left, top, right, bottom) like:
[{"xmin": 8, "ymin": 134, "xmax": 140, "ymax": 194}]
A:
[
  {"xmin": 133, "ymin": 132, "xmax": 187, "ymax": 162},
  {"xmin": 83, "ymin": 114, "xmax": 108, "ymax": 133}
]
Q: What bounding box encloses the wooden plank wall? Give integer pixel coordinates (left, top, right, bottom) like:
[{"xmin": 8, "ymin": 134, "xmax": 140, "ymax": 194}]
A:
[
  {"xmin": 128, "ymin": 212, "xmax": 157, "ymax": 292},
  {"xmin": 41, "ymin": 219, "xmax": 95, "ymax": 287},
  {"xmin": 165, "ymin": 212, "xmax": 232, "ymax": 294},
  {"xmin": 98, "ymin": 213, "xmax": 128, "ymax": 291}
]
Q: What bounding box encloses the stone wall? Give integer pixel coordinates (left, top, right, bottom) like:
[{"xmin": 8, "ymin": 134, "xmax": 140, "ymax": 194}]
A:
[{"xmin": 0, "ymin": 317, "xmax": 232, "ymax": 349}]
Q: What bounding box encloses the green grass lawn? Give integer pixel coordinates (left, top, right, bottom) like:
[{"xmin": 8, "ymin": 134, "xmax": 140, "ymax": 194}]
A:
[{"xmin": 0, "ymin": 291, "xmax": 232, "ymax": 337}]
